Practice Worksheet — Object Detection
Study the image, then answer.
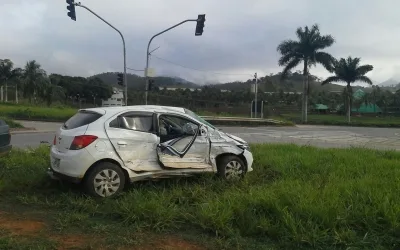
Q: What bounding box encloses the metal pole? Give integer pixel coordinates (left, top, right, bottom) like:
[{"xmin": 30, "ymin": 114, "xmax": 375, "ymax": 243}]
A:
[
  {"xmin": 145, "ymin": 19, "xmax": 198, "ymax": 105},
  {"xmin": 76, "ymin": 2, "xmax": 128, "ymax": 106},
  {"xmin": 254, "ymin": 73, "xmax": 258, "ymax": 118}
]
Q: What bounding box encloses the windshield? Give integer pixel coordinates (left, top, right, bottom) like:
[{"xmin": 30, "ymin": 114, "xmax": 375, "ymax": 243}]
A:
[{"xmin": 184, "ymin": 108, "xmax": 216, "ymax": 129}]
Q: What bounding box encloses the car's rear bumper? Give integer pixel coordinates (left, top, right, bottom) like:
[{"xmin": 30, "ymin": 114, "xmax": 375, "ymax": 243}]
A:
[
  {"xmin": 49, "ymin": 146, "xmax": 95, "ymax": 183},
  {"xmin": 47, "ymin": 167, "xmax": 82, "ymax": 183},
  {"xmin": 0, "ymin": 144, "xmax": 12, "ymax": 156}
]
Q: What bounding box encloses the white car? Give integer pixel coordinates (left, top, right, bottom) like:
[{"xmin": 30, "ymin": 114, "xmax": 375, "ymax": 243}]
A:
[{"xmin": 48, "ymin": 105, "xmax": 253, "ymax": 197}]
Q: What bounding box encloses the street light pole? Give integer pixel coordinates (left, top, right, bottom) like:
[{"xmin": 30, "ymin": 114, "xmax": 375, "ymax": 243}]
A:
[
  {"xmin": 145, "ymin": 19, "xmax": 198, "ymax": 105},
  {"xmin": 75, "ymin": 2, "xmax": 128, "ymax": 106},
  {"xmin": 254, "ymin": 73, "xmax": 258, "ymax": 118}
]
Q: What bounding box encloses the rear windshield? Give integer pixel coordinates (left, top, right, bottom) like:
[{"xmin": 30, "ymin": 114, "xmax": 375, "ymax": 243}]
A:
[{"xmin": 63, "ymin": 110, "xmax": 102, "ymax": 130}]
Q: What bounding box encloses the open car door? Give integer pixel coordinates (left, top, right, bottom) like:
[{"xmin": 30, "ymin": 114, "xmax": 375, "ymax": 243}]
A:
[{"xmin": 156, "ymin": 113, "xmax": 211, "ymax": 169}]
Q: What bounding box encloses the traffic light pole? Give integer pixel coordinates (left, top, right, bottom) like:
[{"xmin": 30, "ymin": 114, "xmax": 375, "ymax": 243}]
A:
[
  {"xmin": 254, "ymin": 73, "xmax": 258, "ymax": 118},
  {"xmin": 145, "ymin": 19, "xmax": 198, "ymax": 105},
  {"xmin": 75, "ymin": 2, "xmax": 128, "ymax": 106}
]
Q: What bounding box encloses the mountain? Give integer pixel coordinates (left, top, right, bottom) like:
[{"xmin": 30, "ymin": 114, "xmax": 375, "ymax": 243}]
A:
[
  {"xmin": 91, "ymin": 72, "xmax": 198, "ymax": 90},
  {"xmin": 379, "ymin": 78, "xmax": 399, "ymax": 87},
  {"xmin": 211, "ymin": 72, "xmax": 349, "ymax": 93},
  {"xmin": 91, "ymin": 71, "xmax": 363, "ymax": 93}
]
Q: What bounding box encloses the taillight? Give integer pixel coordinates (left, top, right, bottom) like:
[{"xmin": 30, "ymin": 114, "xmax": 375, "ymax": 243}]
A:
[
  {"xmin": 53, "ymin": 135, "xmax": 56, "ymax": 145},
  {"xmin": 70, "ymin": 135, "xmax": 98, "ymax": 150}
]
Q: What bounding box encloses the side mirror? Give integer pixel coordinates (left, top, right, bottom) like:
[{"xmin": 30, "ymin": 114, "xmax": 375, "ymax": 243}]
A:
[{"xmin": 200, "ymin": 126, "xmax": 208, "ymax": 137}]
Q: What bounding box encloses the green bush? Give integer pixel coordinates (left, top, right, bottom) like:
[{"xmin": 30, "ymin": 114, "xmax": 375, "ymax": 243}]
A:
[{"xmin": 1, "ymin": 145, "xmax": 400, "ymax": 249}]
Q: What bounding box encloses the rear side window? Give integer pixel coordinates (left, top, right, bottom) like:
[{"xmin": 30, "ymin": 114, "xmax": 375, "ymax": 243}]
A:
[
  {"xmin": 63, "ymin": 111, "xmax": 102, "ymax": 130},
  {"xmin": 110, "ymin": 115, "xmax": 153, "ymax": 133}
]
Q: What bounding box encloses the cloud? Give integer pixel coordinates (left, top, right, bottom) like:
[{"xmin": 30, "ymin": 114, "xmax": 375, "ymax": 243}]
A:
[{"xmin": 0, "ymin": 0, "xmax": 399, "ymax": 85}]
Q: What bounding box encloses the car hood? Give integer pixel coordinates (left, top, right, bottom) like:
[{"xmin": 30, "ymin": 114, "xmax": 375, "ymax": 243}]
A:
[{"xmin": 224, "ymin": 133, "xmax": 247, "ymax": 144}]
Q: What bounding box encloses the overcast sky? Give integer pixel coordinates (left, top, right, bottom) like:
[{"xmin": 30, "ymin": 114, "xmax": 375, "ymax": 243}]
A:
[{"xmin": 1, "ymin": 0, "xmax": 399, "ymax": 85}]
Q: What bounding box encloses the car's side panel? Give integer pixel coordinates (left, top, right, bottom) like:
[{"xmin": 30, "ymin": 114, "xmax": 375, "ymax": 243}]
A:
[
  {"xmin": 207, "ymin": 128, "xmax": 245, "ymax": 170},
  {"xmin": 103, "ymin": 111, "xmax": 162, "ymax": 172}
]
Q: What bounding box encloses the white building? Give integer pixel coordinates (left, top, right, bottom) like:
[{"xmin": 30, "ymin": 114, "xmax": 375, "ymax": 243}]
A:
[{"xmin": 102, "ymin": 87, "xmax": 125, "ymax": 107}]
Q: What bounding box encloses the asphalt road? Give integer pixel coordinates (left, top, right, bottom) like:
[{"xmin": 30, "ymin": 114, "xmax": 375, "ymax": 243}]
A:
[{"xmin": 10, "ymin": 121, "xmax": 400, "ymax": 151}]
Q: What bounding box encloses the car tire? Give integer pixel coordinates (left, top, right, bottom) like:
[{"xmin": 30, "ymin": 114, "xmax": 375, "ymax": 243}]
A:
[
  {"xmin": 84, "ymin": 162, "xmax": 126, "ymax": 198},
  {"xmin": 217, "ymin": 155, "xmax": 246, "ymax": 180}
]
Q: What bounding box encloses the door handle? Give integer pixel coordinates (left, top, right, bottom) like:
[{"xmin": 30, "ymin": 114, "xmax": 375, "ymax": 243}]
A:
[{"xmin": 117, "ymin": 141, "xmax": 127, "ymax": 146}]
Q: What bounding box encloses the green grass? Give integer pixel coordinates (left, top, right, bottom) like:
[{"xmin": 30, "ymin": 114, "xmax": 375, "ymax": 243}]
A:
[
  {"xmin": 283, "ymin": 113, "xmax": 400, "ymax": 127},
  {"xmin": 1, "ymin": 144, "xmax": 400, "ymax": 249},
  {"xmin": 0, "ymin": 104, "xmax": 76, "ymax": 122}
]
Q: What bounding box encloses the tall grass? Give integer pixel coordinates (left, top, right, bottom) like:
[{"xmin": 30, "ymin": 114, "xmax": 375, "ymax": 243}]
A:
[{"xmin": 0, "ymin": 144, "xmax": 399, "ymax": 249}]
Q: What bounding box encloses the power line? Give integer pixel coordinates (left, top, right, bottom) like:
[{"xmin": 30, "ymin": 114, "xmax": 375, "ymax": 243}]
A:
[{"xmin": 151, "ymin": 55, "xmax": 254, "ymax": 77}]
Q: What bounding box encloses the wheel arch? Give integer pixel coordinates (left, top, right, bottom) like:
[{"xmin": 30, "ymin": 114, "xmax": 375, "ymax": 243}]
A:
[
  {"xmin": 82, "ymin": 158, "xmax": 130, "ymax": 184},
  {"xmin": 215, "ymin": 152, "xmax": 247, "ymax": 170}
]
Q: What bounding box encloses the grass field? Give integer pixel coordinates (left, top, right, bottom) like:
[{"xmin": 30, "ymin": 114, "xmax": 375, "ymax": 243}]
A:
[
  {"xmin": 0, "ymin": 144, "xmax": 399, "ymax": 249},
  {"xmin": 0, "ymin": 103, "xmax": 76, "ymax": 122},
  {"xmin": 283, "ymin": 113, "xmax": 400, "ymax": 127}
]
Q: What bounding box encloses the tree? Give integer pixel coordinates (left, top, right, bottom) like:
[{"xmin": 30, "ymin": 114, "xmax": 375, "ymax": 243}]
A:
[
  {"xmin": 22, "ymin": 60, "xmax": 46, "ymax": 103},
  {"xmin": 322, "ymin": 57, "xmax": 373, "ymax": 123},
  {"xmin": 277, "ymin": 24, "xmax": 335, "ymax": 123},
  {"xmin": 0, "ymin": 59, "xmax": 22, "ymax": 102}
]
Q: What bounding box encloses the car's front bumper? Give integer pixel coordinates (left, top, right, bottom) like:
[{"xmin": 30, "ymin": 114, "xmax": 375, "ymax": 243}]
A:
[{"xmin": 243, "ymin": 149, "xmax": 254, "ymax": 172}]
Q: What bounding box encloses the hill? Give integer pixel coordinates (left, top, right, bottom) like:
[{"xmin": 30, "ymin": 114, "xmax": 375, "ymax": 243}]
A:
[
  {"xmin": 91, "ymin": 72, "xmax": 199, "ymax": 90},
  {"xmin": 211, "ymin": 72, "xmax": 353, "ymax": 93},
  {"xmin": 91, "ymin": 71, "xmax": 364, "ymax": 93},
  {"xmin": 378, "ymin": 78, "xmax": 399, "ymax": 87}
]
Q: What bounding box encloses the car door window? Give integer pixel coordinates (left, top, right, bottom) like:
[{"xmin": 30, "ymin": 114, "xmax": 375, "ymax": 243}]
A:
[
  {"xmin": 159, "ymin": 115, "xmax": 198, "ymax": 152},
  {"xmin": 110, "ymin": 114, "xmax": 153, "ymax": 133}
]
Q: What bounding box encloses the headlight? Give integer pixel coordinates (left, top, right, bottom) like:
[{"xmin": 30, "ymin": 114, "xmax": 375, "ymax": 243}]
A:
[{"xmin": 237, "ymin": 144, "xmax": 250, "ymax": 151}]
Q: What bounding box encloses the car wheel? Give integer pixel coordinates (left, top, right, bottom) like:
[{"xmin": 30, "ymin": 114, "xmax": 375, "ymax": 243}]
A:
[
  {"xmin": 217, "ymin": 155, "xmax": 246, "ymax": 180},
  {"xmin": 84, "ymin": 162, "xmax": 125, "ymax": 198}
]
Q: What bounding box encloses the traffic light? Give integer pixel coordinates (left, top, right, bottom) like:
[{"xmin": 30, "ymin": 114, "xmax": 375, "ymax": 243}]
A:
[
  {"xmin": 117, "ymin": 73, "xmax": 124, "ymax": 86},
  {"xmin": 66, "ymin": 0, "xmax": 76, "ymax": 21},
  {"xmin": 148, "ymin": 79, "xmax": 155, "ymax": 91},
  {"xmin": 195, "ymin": 14, "xmax": 205, "ymax": 36}
]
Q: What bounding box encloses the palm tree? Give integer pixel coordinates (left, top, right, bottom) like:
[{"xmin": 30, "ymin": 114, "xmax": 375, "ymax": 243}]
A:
[
  {"xmin": 0, "ymin": 59, "xmax": 22, "ymax": 102},
  {"xmin": 277, "ymin": 24, "xmax": 335, "ymax": 123},
  {"xmin": 22, "ymin": 60, "xmax": 46, "ymax": 103},
  {"xmin": 321, "ymin": 57, "xmax": 373, "ymax": 123}
]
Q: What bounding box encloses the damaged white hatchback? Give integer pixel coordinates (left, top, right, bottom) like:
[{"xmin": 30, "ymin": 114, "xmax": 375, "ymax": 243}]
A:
[{"xmin": 48, "ymin": 105, "xmax": 253, "ymax": 197}]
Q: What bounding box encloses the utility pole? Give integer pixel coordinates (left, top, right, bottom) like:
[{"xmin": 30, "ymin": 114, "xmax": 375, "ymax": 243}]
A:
[
  {"xmin": 145, "ymin": 15, "xmax": 206, "ymax": 105},
  {"xmin": 67, "ymin": 1, "xmax": 128, "ymax": 105},
  {"xmin": 254, "ymin": 72, "xmax": 258, "ymax": 118}
]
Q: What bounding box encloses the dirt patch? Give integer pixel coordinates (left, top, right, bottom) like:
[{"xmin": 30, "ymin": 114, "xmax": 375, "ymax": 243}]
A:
[
  {"xmin": 0, "ymin": 211, "xmax": 45, "ymax": 236},
  {"xmin": 52, "ymin": 234, "xmax": 99, "ymax": 250},
  {"xmin": 136, "ymin": 236, "xmax": 206, "ymax": 250}
]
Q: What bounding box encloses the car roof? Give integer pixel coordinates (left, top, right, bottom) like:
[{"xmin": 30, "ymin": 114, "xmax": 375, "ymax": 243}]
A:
[{"xmin": 80, "ymin": 105, "xmax": 186, "ymax": 116}]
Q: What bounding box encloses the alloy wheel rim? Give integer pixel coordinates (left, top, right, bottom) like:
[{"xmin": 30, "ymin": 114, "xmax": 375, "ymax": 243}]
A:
[
  {"xmin": 225, "ymin": 160, "xmax": 243, "ymax": 179},
  {"xmin": 94, "ymin": 169, "xmax": 121, "ymax": 197}
]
